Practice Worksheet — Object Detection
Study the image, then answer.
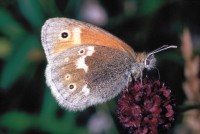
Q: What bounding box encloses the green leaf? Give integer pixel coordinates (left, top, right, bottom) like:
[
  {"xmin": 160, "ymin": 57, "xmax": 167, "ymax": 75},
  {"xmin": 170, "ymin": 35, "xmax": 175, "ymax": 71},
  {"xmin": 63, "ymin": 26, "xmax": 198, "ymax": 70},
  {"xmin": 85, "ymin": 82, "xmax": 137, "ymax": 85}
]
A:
[
  {"xmin": 179, "ymin": 104, "xmax": 200, "ymax": 112},
  {"xmin": 64, "ymin": 0, "xmax": 82, "ymax": 17},
  {"xmin": 17, "ymin": 0, "xmax": 45, "ymax": 28},
  {"xmin": 0, "ymin": 37, "xmax": 12, "ymax": 58},
  {"xmin": 40, "ymin": 86, "xmax": 58, "ymax": 119},
  {"xmin": 0, "ymin": 111, "xmax": 34, "ymax": 133},
  {"xmin": 138, "ymin": 0, "xmax": 165, "ymax": 16},
  {"xmin": 0, "ymin": 35, "xmax": 39, "ymax": 89},
  {"xmin": 0, "ymin": 8, "xmax": 26, "ymax": 38},
  {"xmin": 39, "ymin": 0, "xmax": 62, "ymax": 17},
  {"xmin": 0, "ymin": 111, "xmax": 88, "ymax": 133}
]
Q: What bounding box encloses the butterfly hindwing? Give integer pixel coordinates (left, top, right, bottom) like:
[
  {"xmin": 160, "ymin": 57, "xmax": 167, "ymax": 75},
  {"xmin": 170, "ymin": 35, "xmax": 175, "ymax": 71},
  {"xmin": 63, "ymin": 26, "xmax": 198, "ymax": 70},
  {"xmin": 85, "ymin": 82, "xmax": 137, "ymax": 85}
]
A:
[{"xmin": 45, "ymin": 45, "xmax": 134, "ymax": 110}]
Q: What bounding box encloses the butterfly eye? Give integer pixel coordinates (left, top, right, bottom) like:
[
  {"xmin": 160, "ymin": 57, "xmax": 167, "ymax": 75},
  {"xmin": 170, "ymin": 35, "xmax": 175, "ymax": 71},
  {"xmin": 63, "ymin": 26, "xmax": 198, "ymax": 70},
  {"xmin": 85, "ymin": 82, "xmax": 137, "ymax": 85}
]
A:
[
  {"xmin": 146, "ymin": 59, "xmax": 150, "ymax": 66},
  {"xmin": 61, "ymin": 32, "xmax": 68, "ymax": 38},
  {"xmin": 145, "ymin": 55, "xmax": 156, "ymax": 70}
]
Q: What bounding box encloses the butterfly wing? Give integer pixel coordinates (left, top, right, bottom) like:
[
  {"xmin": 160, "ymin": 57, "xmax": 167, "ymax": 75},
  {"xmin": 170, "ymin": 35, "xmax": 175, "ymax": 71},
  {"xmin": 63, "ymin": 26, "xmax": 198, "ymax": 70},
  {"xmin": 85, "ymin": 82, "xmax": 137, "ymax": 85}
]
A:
[
  {"xmin": 45, "ymin": 45, "xmax": 134, "ymax": 111},
  {"xmin": 41, "ymin": 18, "xmax": 136, "ymax": 111},
  {"xmin": 41, "ymin": 18, "xmax": 136, "ymax": 62}
]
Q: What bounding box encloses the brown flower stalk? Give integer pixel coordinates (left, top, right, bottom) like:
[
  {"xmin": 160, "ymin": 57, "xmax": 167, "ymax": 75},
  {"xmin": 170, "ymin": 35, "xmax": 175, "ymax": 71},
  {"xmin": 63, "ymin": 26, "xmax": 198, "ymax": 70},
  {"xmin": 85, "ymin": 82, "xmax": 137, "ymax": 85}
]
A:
[{"xmin": 181, "ymin": 28, "xmax": 200, "ymax": 134}]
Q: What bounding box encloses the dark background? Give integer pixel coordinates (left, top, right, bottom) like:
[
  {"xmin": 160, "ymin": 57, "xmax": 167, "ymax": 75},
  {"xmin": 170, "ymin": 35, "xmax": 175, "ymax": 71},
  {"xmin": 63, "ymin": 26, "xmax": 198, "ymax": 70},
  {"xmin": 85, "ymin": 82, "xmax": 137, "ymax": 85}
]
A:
[{"xmin": 0, "ymin": 0, "xmax": 200, "ymax": 134}]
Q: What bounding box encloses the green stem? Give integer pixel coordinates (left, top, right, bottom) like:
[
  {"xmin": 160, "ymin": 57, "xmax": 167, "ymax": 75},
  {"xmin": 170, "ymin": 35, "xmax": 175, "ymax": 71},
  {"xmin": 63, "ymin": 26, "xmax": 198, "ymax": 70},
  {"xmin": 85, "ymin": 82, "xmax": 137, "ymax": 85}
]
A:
[{"xmin": 178, "ymin": 104, "xmax": 200, "ymax": 112}]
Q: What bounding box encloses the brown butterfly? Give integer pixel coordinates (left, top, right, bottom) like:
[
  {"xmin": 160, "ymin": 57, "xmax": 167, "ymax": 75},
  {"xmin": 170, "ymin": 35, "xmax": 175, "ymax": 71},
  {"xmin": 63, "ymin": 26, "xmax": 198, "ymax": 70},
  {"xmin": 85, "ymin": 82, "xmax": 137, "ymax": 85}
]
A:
[{"xmin": 41, "ymin": 18, "xmax": 176, "ymax": 111}]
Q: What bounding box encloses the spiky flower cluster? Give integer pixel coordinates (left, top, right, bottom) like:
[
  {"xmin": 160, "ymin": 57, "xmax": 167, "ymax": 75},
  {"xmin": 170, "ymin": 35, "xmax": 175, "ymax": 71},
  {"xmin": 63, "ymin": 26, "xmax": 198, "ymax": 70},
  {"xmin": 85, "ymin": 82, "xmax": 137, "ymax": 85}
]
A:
[{"xmin": 117, "ymin": 78, "xmax": 175, "ymax": 134}]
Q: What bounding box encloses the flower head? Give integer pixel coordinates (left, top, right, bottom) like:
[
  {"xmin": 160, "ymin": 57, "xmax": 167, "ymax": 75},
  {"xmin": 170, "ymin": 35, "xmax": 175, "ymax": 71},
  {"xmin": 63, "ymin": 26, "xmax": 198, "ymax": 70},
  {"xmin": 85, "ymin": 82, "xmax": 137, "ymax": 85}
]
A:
[{"xmin": 117, "ymin": 78, "xmax": 175, "ymax": 134}]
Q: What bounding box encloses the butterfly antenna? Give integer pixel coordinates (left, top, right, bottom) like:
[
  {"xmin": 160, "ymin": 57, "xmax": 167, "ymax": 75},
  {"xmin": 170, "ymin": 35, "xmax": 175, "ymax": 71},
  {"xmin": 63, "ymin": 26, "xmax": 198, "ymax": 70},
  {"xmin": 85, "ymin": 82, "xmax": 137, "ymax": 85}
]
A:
[{"xmin": 145, "ymin": 45, "xmax": 177, "ymax": 67}]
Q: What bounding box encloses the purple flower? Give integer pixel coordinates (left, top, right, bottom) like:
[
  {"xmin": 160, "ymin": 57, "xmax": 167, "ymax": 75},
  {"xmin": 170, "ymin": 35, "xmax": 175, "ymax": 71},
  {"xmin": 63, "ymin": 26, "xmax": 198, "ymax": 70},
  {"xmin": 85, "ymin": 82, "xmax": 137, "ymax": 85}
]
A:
[{"xmin": 117, "ymin": 78, "xmax": 175, "ymax": 134}]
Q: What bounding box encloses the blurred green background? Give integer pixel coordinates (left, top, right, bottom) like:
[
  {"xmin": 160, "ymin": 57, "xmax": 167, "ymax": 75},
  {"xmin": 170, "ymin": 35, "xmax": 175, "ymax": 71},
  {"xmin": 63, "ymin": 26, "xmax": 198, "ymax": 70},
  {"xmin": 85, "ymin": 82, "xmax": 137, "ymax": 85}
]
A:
[{"xmin": 0, "ymin": 0, "xmax": 200, "ymax": 134}]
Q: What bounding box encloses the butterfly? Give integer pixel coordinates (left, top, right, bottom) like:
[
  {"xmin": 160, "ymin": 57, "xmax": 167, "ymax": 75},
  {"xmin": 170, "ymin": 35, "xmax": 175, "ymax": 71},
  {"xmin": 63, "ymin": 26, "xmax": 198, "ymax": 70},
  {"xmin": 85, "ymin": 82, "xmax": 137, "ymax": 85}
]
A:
[{"xmin": 41, "ymin": 18, "xmax": 176, "ymax": 111}]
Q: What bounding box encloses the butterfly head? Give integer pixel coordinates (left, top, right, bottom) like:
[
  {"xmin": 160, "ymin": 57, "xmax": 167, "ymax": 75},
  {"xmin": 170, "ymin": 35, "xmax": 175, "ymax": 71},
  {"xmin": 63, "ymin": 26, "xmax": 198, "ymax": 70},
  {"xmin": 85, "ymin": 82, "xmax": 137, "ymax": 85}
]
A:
[
  {"xmin": 130, "ymin": 52, "xmax": 155, "ymax": 79},
  {"xmin": 131, "ymin": 45, "xmax": 177, "ymax": 79}
]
